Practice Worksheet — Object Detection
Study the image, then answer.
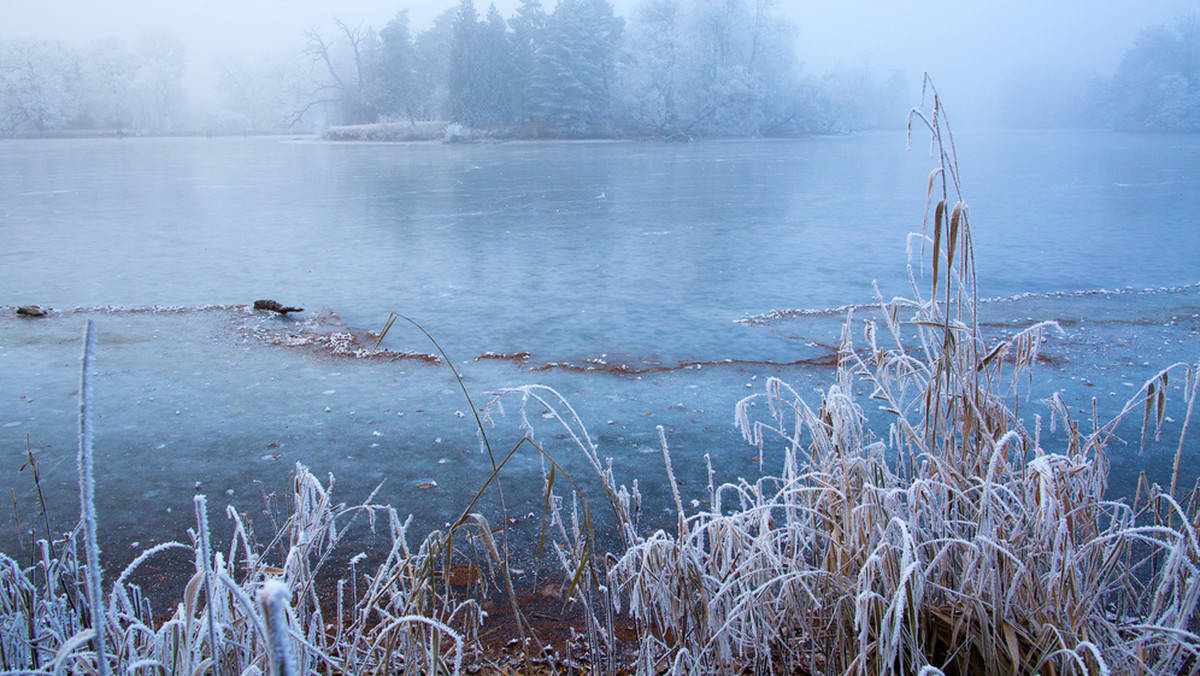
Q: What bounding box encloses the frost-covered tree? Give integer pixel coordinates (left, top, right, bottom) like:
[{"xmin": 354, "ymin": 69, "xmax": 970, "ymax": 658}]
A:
[
  {"xmin": 448, "ymin": 0, "xmax": 484, "ymax": 125},
  {"xmin": 0, "ymin": 34, "xmax": 189, "ymax": 133},
  {"xmin": 616, "ymin": 0, "xmax": 799, "ymax": 137},
  {"xmin": 677, "ymin": 0, "xmax": 764, "ymax": 134},
  {"xmin": 77, "ymin": 40, "xmax": 137, "ymax": 129},
  {"xmin": 447, "ymin": 1, "xmax": 520, "ymax": 127},
  {"xmin": 616, "ymin": 0, "xmax": 683, "ymax": 134},
  {"xmin": 477, "ymin": 3, "xmax": 516, "ymax": 125},
  {"xmin": 376, "ymin": 10, "xmax": 420, "ymax": 121},
  {"xmin": 0, "ymin": 39, "xmax": 81, "ymax": 131},
  {"xmin": 1108, "ymin": 16, "xmax": 1200, "ymax": 131},
  {"xmin": 215, "ymin": 50, "xmax": 313, "ymax": 131},
  {"xmin": 508, "ymin": 0, "xmax": 546, "ymax": 123},
  {"xmin": 215, "ymin": 57, "xmax": 269, "ymax": 129},
  {"xmin": 531, "ymin": 0, "xmax": 624, "ymax": 135},
  {"xmin": 740, "ymin": 0, "xmax": 805, "ymax": 131},
  {"xmin": 128, "ymin": 31, "xmax": 188, "ymax": 133},
  {"xmin": 757, "ymin": 67, "xmax": 911, "ymax": 136}
]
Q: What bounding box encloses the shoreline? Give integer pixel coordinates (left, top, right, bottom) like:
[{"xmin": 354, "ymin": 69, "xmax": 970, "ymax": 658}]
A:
[
  {"xmin": 0, "ymin": 128, "xmax": 303, "ymax": 141},
  {"xmin": 0, "ymin": 121, "xmax": 865, "ymax": 143}
]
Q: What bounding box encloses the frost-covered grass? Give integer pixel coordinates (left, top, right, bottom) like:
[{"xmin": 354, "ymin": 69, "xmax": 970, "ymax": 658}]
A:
[
  {"xmin": 321, "ymin": 121, "xmax": 448, "ymax": 142},
  {"xmin": 3, "ymin": 81, "xmax": 1199, "ymax": 674},
  {"xmin": 1, "ymin": 459, "xmax": 483, "ymax": 674}
]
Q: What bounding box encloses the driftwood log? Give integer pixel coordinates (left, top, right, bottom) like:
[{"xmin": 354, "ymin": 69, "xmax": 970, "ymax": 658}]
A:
[
  {"xmin": 16, "ymin": 306, "xmax": 47, "ymax": 317},
  {"xmin": 253, "ymin": 300, "xmax": 303, "ymax": 315}
]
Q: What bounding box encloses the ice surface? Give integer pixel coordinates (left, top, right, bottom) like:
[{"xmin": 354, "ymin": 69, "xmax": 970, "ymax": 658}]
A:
[
  {"xmin": 2, "ymin": 290, "xmax": 1196, "ymax": 568},
  {"xmin": 2, "ymin": 131, "xmax": 1198, "ymax": 569}
]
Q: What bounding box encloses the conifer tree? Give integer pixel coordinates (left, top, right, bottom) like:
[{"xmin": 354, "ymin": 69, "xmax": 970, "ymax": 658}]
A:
[
  {"xmin": 532, "ymin": 0, "xmax": 623, "ymax": 135},
  {"xmin": 508, "ymin": 0, "xmax": 546, "ymax": 124},
  {"xmin": 377, "ymin": 10, "xmax": 419, "ymax": 121},
  {"xmin": 448, "ymin": 0, "xmax": 482, "ymax": 125},
  {"xmin": 477, "ymin": 4, "xmax": 515, "ymax": 125}
]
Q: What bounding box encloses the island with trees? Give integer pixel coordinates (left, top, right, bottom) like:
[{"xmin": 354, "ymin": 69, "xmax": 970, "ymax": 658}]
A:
[{"xmin": 1, "ymin": 0, "xmax": 905, "ymax": 139}]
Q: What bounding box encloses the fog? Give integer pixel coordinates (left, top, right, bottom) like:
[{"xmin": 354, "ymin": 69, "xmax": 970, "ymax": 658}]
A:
[{"xmin": 4, "ymin": 0, "xmax": 1199, "ymax": 128}]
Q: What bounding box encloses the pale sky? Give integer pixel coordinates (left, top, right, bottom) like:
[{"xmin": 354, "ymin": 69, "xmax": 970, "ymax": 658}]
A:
[{"xmin": 5, "ymin": 0, "xmax": 1198, "ymax": 123}]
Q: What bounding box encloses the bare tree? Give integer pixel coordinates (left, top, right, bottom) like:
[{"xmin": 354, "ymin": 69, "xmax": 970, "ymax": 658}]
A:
[{"xmin": 295, "ymin": 19, "xmax": 379, "ymax": 126}]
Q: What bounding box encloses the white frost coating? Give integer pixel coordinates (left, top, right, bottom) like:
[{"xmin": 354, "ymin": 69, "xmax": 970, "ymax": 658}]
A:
[
  {"xmin": 1060, "ymin": 641, "xmax": 1111, "ymax": 676},
  {"xmin": 216, "ymin": 571, "xmax": 268, "ymax": 642},
  {"xmin": 368, "ymin": 615, "xmax": 465, "ymax": 676},
  {"xmin": 115, "ymin": 540, "xmax": 193, "ymax": 586},
  {"xmin": 258, "ymin": 579, "xmax": 294, "ymax": 676},
  {"xmin": 738, "ymin": 281, "xmax": 1200, "ymax": 326},
  {"xmin": 194, "ymin": 495, "xmax": 222, "ymax": 676},
  {"xmin": 76, "ymin": 319, "xmax": 110, "ymax": 676},
  {"xmin": 657, "ymin": 425, "xmax": 685, "ymax": 535},
  {"xmin": 51, "ymin": 628, "xmax": 97, "ymax": 676}
]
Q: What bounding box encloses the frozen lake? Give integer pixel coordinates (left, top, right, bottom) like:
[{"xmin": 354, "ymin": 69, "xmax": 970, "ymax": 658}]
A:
[{"xmin": 2, "ymin": 130, "xmax": 1199, "ymax": 565}]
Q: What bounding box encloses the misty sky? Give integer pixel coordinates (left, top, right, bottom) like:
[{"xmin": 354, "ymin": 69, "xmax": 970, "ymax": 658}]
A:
[{"xmin": 6, "ymin": 0, "xmax": 1199, "ymax": 123}]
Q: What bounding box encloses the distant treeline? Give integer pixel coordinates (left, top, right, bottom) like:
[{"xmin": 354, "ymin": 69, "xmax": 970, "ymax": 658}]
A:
[
  {"xmin": 1002, "ymin": 15, "xmax": 1200, "ymax": 132},
  {"xmin": 1, "ymin": 0, "xmax": 907, "ymax": 138},
  {"xmin": 1103, "ymin": 15, "xmax": 1200, "ymax": 132},
  {"xmin": 11, "ymin": 2, "xmax": 1192, "ymax": 137},
  {"xmin": 0, "ymin": 33, "xmax": 189, "ymax": 134}
]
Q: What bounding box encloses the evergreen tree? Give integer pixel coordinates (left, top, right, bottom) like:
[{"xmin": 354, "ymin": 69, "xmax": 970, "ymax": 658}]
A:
[
  {"xmin": 448, "ymin": 0, "xmax": 483, "ymax": 125},
  {"xmin": 508, "ymin": 0, "xmax": 547, "ymax": 123},
  {"xmin": 412, "ymin": 8, "xmax": 457, "ymax": 120},
  {"xmin": 532, "ymin": 0, "xmax": 623, "ymax": 135},
  {"xmin": 447, "ymin": 1, "xmax": 517, "ymax": 127},
  {"xmin": 477, "ymin": 4, "xmax": 515, "ymax": 125},
  {"xmin": 377, "ymin": 10, "xmax": 419, "ymax": 121},
  {"xmin": 448, "ymin": 0, "xmax": 480, "ymax": 124}
]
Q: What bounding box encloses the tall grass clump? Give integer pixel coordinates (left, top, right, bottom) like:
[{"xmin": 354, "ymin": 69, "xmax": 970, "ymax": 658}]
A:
[
  {"xmin": 0, "ymin": 456, "xmax": 488, "ymax": 674},
  {"xmin": 600, "ymin": 77, "xmax": 1200, "ymax": 674}
]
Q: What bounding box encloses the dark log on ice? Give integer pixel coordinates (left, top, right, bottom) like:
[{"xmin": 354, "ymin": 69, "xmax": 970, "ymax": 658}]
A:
[
  {"xmin": 253, "ymin": 299, "xmax": 303, "ymax": 314},
  {"xmin": 16, "ymin": 306, "xmax": 47, "ymax": 317}
]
